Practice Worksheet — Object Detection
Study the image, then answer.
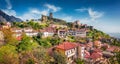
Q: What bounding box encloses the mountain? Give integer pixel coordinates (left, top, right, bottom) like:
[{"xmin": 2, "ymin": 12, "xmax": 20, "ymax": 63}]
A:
[
  {"xmin": 109, "ymin": 33, "xmax": 120, "ymax": 39},
  {"xmin": 0, "ymin": 10, "xmax": 22, "ymax": 22}
]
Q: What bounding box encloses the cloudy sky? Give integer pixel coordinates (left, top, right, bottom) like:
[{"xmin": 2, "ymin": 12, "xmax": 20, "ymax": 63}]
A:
[{"xmin": 0, "ymin": 0, "xmax": 120, "ymax": 33}]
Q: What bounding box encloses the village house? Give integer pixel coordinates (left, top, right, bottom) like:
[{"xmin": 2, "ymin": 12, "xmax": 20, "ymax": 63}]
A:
[
  {"xmin": 77, "ymin": 44, "xmax": 85, "ymax": 59},
  {"xmin": 40, "ymin": 27, "xmax": 56, "ymax": 37},
  {"xmin": 11, "ymin": 27, "xmax": 23, "ymax": 37},
  {"xmin": 67, "ymin": 29, "xmax": 86, "ymax": 37},
  {"xmin": 47, "ymin": 42, "xmax": 86, "ymax": 64},
  {"xmin": 58, "ymin": 29, "xmax": 67, "ymax": 38},
  {"xmin": 90, "ymin": 50, "xmax": 103, "ymax": 63},
  {"xmin": 11, "ymin": 27, "xmax": 39, "ymax": 38},
  {"xmin": 55, "ymin": 42, "xmax": 78, "ymax": 64},
  {"xmin": 23, "ymin": 27, "xmax": 39, "ymax": 37},
  {"xmin": 84, "ymin": 48, "xmax": 104, "ymax": 63},
  {"xmin": 0, "ymin": 22, "xmax": 11, "ymax": 29}
]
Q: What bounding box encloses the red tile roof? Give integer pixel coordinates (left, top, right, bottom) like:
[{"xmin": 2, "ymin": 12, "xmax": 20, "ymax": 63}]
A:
[
  {"xmin": 90, "ymin": 52, "xmax": 102, "ymax": 59},
  {"xmin": 40, "ymin": 27, "xmax": 56, "ymax": 33},
  {"xmin": 106, "ymin": 46, "xmax": 120, "ymax": 52},
  {"xmin": 56, "ymin": 42, "xmax": 77, "ymax": 50}
]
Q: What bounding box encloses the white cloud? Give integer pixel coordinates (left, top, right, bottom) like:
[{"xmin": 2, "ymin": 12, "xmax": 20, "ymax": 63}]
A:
[
  {"xmin": 76, "ymin": 8, "xmax": 104, "ymax": 22},
  {"xmin": 5, "ymin": 0, "xmax": 12, "ymax": 9},
  {"xmin": 19, "ymin": 4, "xmax": 62, "ymax": 20},
  {"xmin": 3, "ymin": 0, "xmax": 17, "ymax": 16},
  {"xmin": 44, "ymin": 4, "xmax": 61, "ymax": 12},
  {"xmin": 30, "ymin": 8, "xmax": 49, "ymax": 15},
  {"xmin": 2, "ymin": 3, "xmax": 62, "ymax": 21},
  {"xmin": 2, "ymin": 9, "xmax": 16, "ymax": 16},
  {"xmin": 88, "ymin": 8, "xmax": 104, "ymax": 21},
  {"xmin": 19, "ymin": 8, "xmax": 50, "ymax": 20}
]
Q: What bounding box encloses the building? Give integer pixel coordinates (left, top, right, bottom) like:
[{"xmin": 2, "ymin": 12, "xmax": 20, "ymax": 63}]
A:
[
  {"xmin": 41, "ymin": 15, "xmax": 48, "ymax": 22},
  {"xmin": 90, "ymin": 50, "xmax": 103, "ymax": 63},
  {"xmin": 40, "ymin": 27, "xmax": 56, "ymax": 37},
  {"xmin": 23, "ymin": 27, "xmax": 38, "ymax": 37},
  {"xmin": 77, "ymin": 44, "xmax": 85, "ymax": 59},
  {"xmin": 55, "ymin": 42, "xmax": 78, "ymax": 64},
  {"xmin": 67, "ymin": 29, "xmax": 86, "ymax": 37},
  {"xmin": 11, "ymin": 27, "xmax": 39, "ymax": 38},
  {"xmin": 58, "ymin": 29, "xmax": 67, "ymax": 38},
  {"xmin": 49, "ymin": 12, "xmax": 53, "ymax": 21},
  {"xmin": 1, "ymin": 22, "xmax": 11, "ymax": 29},
  {"xmin": 73, "ymin": 20, "xmax": 81, "ymax": 25},
  {"xmin": 11, "ymin": 27, "xmax": 23, "ymax": 37}
]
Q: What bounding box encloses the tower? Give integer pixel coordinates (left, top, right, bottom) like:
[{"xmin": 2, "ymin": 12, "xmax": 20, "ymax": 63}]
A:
[
  {"xmin": 41, "ymin": 15, "xmax": 47, "ymax": 22},
  {"xmin": 49, "ymin": 12, "xmax": 53, "ymax": 20}
]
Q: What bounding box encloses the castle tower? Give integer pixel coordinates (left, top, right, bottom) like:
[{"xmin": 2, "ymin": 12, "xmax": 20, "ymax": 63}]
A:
[
  {"xmin": 49, "ymin": 12, "xmax": 53, "ymax": 19},
  {"xmin": 41, "ymin": 15, "xmax": 47, "ymax": 22}
]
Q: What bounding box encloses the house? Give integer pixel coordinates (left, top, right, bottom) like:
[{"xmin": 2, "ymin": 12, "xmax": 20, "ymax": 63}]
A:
[
  {"xmin": 58, "ymin": 29, "xmax": 67, "ymax": 38},
  {"xmin": 84, "ymin": 48, "xmax": 103, "ymax": 63},
  {"xmin": 67, "ymin": 29, "xmax": 86, "ymax": 37},
  {"xmin": 77, "ymin": 44, "xmax": 85, "ymax": 59},
  {"xmin": 1, "ymin": 22, "xmax": 11, "ymax": 29},
  {"xmin": 41, "ymin": 27, "xmax": 55, "ymax": 37},
  {"xmin": 106, "ymin": 46, "xmax": 120, "ymax": 52},
  {"xmin": 25, "ymin": 30, "xmax": 38, "ymax": 37},
  {"xmin": 11, "ymin": 27, "xmax": 23, "ymax": 37},
  {"xmin": 11, "ymin": 27, "xmax": 39, "ymax": 38},
  {"xmin": 90, "ymin": 51, "xmax": 103, "ymax": 63},
  {"xmin": 55, "ymin": 42, "xmax": 78, "ymax": 64},
  {"xmin": 23, "ymin": 27, "xmax": 39, "ymax": 37}
]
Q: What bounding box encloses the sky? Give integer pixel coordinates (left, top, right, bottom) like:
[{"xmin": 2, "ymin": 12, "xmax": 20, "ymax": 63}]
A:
[{"xmin": 0, "ymin": 0, "xmax": 120, "ymax": 33}]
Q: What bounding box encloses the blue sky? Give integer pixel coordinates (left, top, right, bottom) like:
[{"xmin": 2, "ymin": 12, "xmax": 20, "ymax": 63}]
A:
[{"xmin": 0, "ymin": 0, "xmax": 120, "ymax": 33}]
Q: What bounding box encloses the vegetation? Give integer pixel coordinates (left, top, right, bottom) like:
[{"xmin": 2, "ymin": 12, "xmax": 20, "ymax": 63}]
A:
[
  {"xmin": 109, "ymin": 51, "xmax": 120, "ymax": 64},
  {"xmin": 2, "ymin": 29, "xmax": 18, "ymax": 45},
  {"xmin": 12, "ymin": 21, "xmax": 48, "ymax": 30},
  {"xmin": 53, "ymin": 51, "xmax": 67, "ymax": 64},
  {"xmin": 0, "ymin": 20, "xmax": 120, "ymax": 64},
  {"xmin": 75, "ymin": 58, "xmax": 84, "ymax": 64}
]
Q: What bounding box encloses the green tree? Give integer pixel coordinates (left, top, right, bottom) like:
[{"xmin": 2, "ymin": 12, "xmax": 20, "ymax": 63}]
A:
[
  {"xmin": 53, "ymin": 51, "xmax": 66, "ymax": 64},
  {"xmin": 75, "ymin": 58, "xmax": 84, "ymax": 64},
  {"xmin": 33, "ymin": 46, "xmax": 53, "ymax": 64},
  {"xmin": 2, "ymin": 29, "xmax": 18, "ymax": 45},
  {"xmin": 18, "ymin": 34, "xmax": 39, "ymax": 52},
  {"xmin": 0, "ymin": 44, "xmax": 19, "ymax": 64}
]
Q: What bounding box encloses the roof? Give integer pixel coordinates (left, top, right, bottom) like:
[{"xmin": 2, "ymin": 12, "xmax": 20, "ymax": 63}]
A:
[
  {"xmin": 90, "ymin": 52, "xmax": 102, "ymax": 59},
  {"xmin": 41, "ymin": 27, "xmax": 56, "ymax": 33},
  {"xmin": 56, "ymin": 42, "xmax": 77, "ymax": 50},
  {"xmin": 106, "ymin": 46, "xmax": 120, "ymax": 52}
]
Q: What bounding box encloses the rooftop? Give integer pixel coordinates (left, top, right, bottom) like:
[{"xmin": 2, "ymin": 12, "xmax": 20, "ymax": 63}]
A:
[{"xmin": 56, "ymin": 42, "xmax": 77, "ymax": 50}]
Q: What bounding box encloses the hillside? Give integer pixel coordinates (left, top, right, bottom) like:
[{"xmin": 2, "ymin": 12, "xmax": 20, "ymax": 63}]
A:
[{"xmin": 0, "ymin": 10, "xmax": 22, "ymax": 22}]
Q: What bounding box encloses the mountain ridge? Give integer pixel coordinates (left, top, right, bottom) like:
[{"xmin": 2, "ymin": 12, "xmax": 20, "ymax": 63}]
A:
[
  {"xmin": 109, "ymin": 33, "xmax": 120, "ymax": 39},
  {"xmin": 0, "ymin": 10, "xmax": 22, "ymax": 22}
]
